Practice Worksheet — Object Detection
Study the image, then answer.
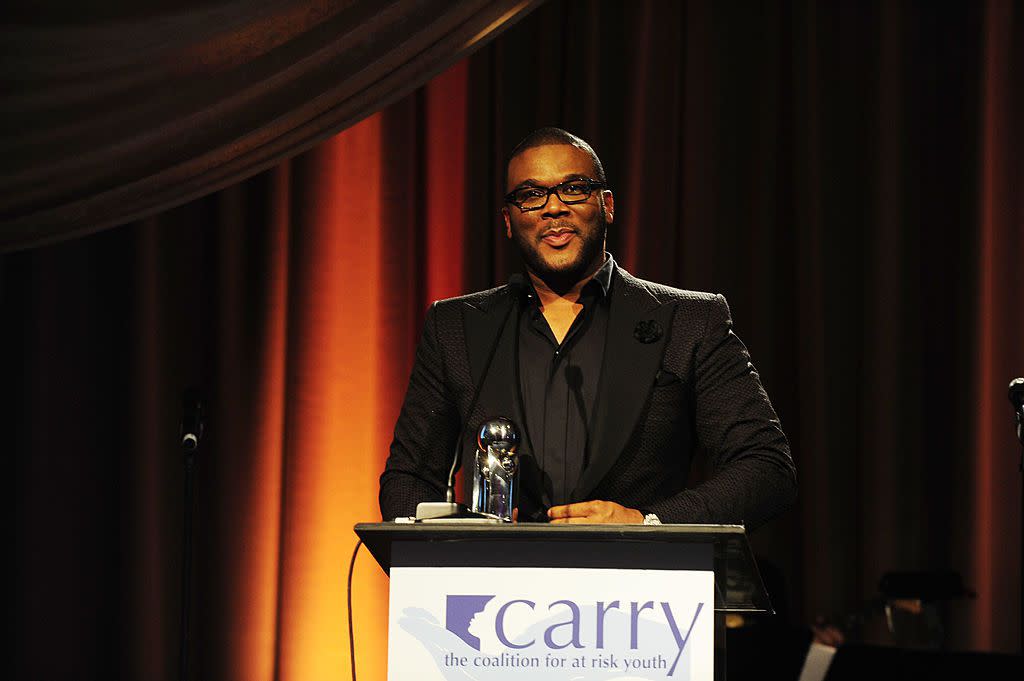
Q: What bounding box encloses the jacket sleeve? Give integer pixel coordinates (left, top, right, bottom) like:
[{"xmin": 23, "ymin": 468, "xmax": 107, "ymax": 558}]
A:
[
  {"xmin": 378, "ymin": 302, "xmax": 462, "ymax": 520},
  {"xmin": 646, "ymin": 294, "xmax": 797, "ymax": 529}
]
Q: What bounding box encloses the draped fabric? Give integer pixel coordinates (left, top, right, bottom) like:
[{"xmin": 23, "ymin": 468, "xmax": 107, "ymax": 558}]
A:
[
  {"xmin": 6, "ymin": 2, "xmax": 1023, "ymax": 680},
  {"xmin": 8, "ymin": 64, "xmax": 474, "ymax": 681},
  {"xmin": 0, "ymin": 0, "xmax": 542, "ymax": 251}
]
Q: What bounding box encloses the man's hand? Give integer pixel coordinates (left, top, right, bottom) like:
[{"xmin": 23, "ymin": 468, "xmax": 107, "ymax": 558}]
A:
[{"xmin": 547, "ymin": 500, "xmax": 644, "ymax": 524}]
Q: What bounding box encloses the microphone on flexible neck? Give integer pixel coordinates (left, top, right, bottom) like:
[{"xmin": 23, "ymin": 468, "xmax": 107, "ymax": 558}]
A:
[{"xmin": 416, "ymin": 285, "xmax": 522, "ymax": 520}]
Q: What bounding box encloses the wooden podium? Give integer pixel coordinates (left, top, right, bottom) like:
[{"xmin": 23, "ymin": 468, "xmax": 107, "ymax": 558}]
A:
[{"xmin": 355, "ymin": 522, "xmax": 770, "ymax": 681}]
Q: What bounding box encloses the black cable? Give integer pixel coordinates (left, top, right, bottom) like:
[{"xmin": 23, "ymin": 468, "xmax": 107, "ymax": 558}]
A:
[{"xmin": 347, "ymin": 538, "xmax": 363, "ymax": 681}]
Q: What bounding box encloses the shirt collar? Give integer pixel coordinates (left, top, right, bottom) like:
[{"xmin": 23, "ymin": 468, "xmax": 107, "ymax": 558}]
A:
[
  {"xmin": 510, "ymin": 252, "xmax": 617, "ymax": 302},
  {"xmin": 588, "ymin": 251, "xmax": 615, "ymax": 297}
]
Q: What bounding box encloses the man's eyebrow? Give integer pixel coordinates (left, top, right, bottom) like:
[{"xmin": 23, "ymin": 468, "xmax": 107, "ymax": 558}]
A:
[{"xmin": 511, "ymin": 173, "xmax": 591, "ymax": 190}]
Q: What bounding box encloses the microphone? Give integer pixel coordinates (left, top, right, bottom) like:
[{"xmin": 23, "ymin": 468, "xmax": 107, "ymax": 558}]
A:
[
  {"xmin": 565, "ymin": 364, "xmax": 591, "ymax": 470},
  {"xmin": 415, "ymin": 285, "xmax": 523, "ymax": 521},
  {"xmin": 1010, "ymin": 378, "xmax": 1024, "ymax": 445},
  {"xmin": 566, "ymin": 364, "xmax": 585, "ymax": 417},
  {"xmin": 180, "ymin": 388, "xmax": 204, "ymax": 451},
  {"xmin": 1010, "ymin": 378, "xmax": 1024, "ymax": 410}
]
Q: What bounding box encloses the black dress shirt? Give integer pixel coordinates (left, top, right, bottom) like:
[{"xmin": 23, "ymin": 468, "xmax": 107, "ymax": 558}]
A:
[{"xmin": 516, "ymin": 254, "xmax": 615, "ymax": 506}]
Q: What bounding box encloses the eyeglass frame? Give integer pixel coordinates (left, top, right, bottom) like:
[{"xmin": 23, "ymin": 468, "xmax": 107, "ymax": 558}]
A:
[{"xmin": 503, "ymin": 178, "xmax": 607, "ymax": 212}]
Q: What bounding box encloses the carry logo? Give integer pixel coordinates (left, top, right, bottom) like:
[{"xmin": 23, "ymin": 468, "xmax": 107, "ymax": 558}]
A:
[
  {"xmin": 445, "ymin": 595, "xmax": 496, "ymax": 650},
  {"xmin": 399, "ymin": 595, "xmax": 706, "ymax": 679}
]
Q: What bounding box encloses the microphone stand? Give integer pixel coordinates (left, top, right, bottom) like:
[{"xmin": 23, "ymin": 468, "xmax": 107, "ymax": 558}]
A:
[
  {"xmin": 179, "ymin": 445, "xmax": 196, "ymax": 681},
  {"xmin": 178, "ymin": 390, "xmax": 203, "ymax": 681},
  {"xmin": 416, "ymin": 290, "xmax": 519, "ymax": 521},
  {"xmin": 1016, "ymin": 407, "xmax": 1023, "ymax": 655},
  {"xmin": 1010, "ymin": 378, "xmax": 1024, "ymax": 654},
  {"xmin": 1017, "ymin": 413, "xmax": 1023, "ymax": 656}
]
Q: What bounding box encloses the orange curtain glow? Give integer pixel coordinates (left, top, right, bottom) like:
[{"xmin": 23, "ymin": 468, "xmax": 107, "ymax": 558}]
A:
[
  {"xmin": 274, "ymin": 117, "xmax": 390, "ymax": 680},
  {"xmin": 223, "ymin": 63, "xmax": 468, "ymax": 680}
]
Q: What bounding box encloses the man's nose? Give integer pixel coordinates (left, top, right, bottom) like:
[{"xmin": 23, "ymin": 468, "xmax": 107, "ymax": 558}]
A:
[{"xmin": 540, "ymin": 192, "xmax": 571, "ymax": 217}]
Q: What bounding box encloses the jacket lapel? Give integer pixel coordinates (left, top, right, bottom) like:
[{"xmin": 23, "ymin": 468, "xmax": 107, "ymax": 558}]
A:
[
  {"xmin": 461, "ymin": 287, "xmax": 522, "ymax": 461},
  {"xmin": 463, "ymin": 289, "xmax": 515, "ymax": 391},
  {"xmin": 572, "ymin": 270, "xmax": 672, "ymax": 500}
]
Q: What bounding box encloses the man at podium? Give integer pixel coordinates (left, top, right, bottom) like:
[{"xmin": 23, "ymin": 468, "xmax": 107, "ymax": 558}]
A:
[{"xmin": 380, "ymin": 128, "xmax": 796, "ymax": 528}]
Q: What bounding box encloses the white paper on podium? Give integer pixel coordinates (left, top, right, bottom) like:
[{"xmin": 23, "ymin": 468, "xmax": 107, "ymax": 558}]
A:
[
  {"xmin": 388, "ymin": 566, "xmax": 714, "ymax": 681},
  {"xmin": 797, "ymin": 642, "xmax": 837, "ymax": 681}
]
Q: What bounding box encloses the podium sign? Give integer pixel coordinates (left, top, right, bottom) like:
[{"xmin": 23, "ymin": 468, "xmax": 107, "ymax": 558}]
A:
[
  {"xmin": 388, "ymin": 566, "xmax": 714, "ymax": 680},
  {"xmin": 355, "ymin": 523, "xmax": 770, "ymax": 681}
]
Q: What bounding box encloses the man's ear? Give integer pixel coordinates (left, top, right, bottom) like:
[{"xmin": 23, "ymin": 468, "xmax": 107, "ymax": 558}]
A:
[
  {"xmin": 602, "ymin": 190, "xmax": 615, "ymax": 224},
  {"xmin": 502, "ymin": 206, "xmax": 512, "ymax": 239}
]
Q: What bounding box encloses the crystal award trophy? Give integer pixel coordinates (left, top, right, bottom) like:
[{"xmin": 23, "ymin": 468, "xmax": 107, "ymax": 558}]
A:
[{"xmin": 471, "ymin": 417, "xmax": 520, "ymax": 522}]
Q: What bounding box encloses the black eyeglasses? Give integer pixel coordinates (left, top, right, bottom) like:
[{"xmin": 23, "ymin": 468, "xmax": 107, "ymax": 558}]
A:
[{"xmin": 504, "ymin": 179, "xmax": 606, "ymax": 212}]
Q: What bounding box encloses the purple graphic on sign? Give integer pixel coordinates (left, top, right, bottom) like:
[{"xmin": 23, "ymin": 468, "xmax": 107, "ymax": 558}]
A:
[{"xmin": 445, "ymin": 595, "xmax": 496, "ymax": 650}]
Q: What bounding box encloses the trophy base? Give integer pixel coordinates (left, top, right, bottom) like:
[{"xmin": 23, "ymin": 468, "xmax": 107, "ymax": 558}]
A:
[
  {"xmin": 415, "ymin": 502, "xmax": 505, "ymax": 523},
  {"xmin": 419, "ymin": 516, "xmax": 505, "ymax": 524}
]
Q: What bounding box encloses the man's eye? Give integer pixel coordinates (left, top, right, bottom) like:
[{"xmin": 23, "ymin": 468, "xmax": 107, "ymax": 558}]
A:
[
  {"xmin": 562, "ymin": 182, "xmax": 588, "ymax": 195},
  {"xmin": 517, "ymin": 188, "xmax": 546, "ymax": 200}
]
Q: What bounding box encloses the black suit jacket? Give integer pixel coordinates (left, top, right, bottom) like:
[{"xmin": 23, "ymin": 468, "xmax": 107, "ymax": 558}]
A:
[{"xmin": 379, "ymin": 267, "xmax": 796, "ymax": 527}]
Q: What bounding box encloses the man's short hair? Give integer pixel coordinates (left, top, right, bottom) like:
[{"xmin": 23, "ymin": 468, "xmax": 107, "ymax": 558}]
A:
[{"xmin": 506, "ymin": 127, "xmax": 607, "ymax": 188}]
